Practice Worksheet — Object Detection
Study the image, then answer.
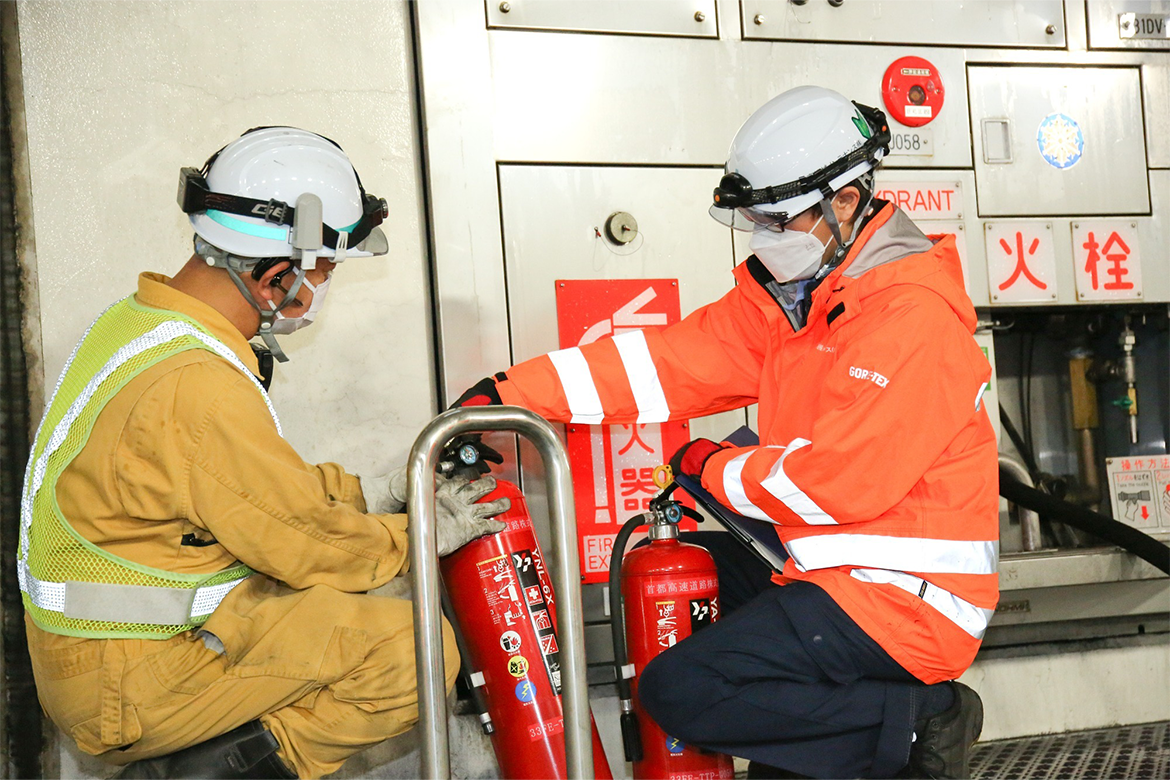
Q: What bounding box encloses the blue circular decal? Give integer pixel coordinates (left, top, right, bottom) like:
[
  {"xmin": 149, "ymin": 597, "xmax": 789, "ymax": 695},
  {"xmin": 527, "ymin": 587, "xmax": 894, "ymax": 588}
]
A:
[
  {"xmin": 514, "ymin": 678, "xmax": 535, "ymax": 703},
  {"xmin": 666, "ymin": 736, "xmax": 685, "ymax": 754},
  {"xmin": 1036, "ymin": 113, "xmax": 1084, "ymax": 170}
]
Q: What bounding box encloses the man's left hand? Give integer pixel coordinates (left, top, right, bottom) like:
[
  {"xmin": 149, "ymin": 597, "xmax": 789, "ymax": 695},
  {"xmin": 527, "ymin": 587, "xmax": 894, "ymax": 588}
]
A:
[{"xmin": 668, "ymin": 438, "xmax": 725, "ymax": 480}]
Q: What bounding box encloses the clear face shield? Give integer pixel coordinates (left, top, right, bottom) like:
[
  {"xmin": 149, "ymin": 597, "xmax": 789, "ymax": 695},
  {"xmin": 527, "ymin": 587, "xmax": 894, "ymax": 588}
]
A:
[{"xmin": 709, "ymin": 203, "xmax": 797, "ymax": 233}]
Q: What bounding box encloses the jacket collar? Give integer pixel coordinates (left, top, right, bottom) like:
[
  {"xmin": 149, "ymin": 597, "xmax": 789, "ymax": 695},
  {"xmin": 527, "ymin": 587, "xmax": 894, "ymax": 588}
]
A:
[{"xmin": 135, "ymin": 272, "xmax": 261, "ymax": 376}]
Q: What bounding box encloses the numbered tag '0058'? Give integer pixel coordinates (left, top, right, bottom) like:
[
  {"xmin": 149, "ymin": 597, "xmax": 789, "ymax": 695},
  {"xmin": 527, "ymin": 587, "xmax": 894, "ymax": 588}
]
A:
[{"xmin": 887, "ymin": 129, "xmax": 934, "ymax": 157}]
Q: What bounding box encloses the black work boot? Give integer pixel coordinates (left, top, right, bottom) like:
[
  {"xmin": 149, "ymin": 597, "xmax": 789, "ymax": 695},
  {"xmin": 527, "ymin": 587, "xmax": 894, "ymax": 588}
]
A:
[
  {"xmin": 115, "ymin": 721, "xmax": 296, "ymax": 779},
  {"xmin": 904, "ymin": 682, "xmax": 984, "ymax": 779}
]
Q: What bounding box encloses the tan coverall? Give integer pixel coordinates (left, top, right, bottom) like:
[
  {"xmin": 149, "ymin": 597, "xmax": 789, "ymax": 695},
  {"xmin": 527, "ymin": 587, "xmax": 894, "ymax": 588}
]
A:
[{"xmin": 26, "ymin": 273, "xmax": 459, "ymax": 779}]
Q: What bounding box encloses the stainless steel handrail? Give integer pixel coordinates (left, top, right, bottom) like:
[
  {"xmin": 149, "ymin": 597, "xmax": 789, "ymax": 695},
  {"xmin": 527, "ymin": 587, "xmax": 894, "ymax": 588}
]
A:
[
  {"xmin": 408, "ymin": 406, "xmax": 592, "ymax": 779},
  {"xmin": 1000, "ymin": 453, "xmax": 1043, "ymax": 552}
]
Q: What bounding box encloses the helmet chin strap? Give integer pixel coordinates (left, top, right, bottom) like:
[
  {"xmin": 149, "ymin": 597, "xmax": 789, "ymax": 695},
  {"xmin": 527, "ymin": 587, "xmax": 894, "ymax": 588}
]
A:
[
  {"xmin": 813, "ymin": 187, "xmax": 877, "ymax": 280},
  {"xmin": 194, "ymin": 237, "xmax": 304, "ymax": 363}
]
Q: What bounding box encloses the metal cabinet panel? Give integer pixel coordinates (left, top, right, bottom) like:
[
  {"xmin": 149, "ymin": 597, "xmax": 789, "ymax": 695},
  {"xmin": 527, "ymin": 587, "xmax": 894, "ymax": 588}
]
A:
[
  {"xmin": 499, "ymin": 164, "xmax": 749, "ymax": 549},
  {"xmin": 742, "ymin": 0, "xmax": 1065, "ymax": 47},
  {"xmin": 498, "ymin": 164, "xmax": 746, "ymax": 443},
  {"xmin": 969, "ymin": 66, "xmax": 1149, "ymax": 217},
  {"xmin": 1146, "ymin": 64, "xmax": 1170, "ymax": 168},
  {"xmin": 1087, "ymin": 0, "xmax": 1170, "ymax": 49},
  {"xmin": 490, "ymin": 32, "xmax": 971, "ymax": 168},
  {"xmin": 486, "ymin": 0, "xmax": 718, "ymax": 38}
]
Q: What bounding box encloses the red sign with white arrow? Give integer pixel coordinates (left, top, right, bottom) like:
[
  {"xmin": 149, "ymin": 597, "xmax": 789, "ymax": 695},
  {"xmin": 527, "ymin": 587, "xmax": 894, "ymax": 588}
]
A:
[{"xmin": 555, "ymin": 279, "xmax": 694, "ymax": 583}]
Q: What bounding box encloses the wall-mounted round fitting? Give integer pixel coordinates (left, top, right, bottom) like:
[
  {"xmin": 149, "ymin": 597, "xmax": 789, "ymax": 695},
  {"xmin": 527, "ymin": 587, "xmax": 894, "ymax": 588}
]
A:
[{"xmin": 604, "ymin": 212, "xmax": 639, "ymax": 245}]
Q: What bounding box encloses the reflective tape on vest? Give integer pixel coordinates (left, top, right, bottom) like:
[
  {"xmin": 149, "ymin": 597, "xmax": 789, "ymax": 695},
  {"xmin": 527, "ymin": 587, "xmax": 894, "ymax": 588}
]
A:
[
  {"xmin": 850, "ymin": 568, "xmax": 995, "ymax": 639},
  {"xmin": 547, "ymin": 347, "xmax": 604, "ymax": 424},
  {"xmin": 612, "ymin": 331, "xmax": 670, "ymax": 424},
  {"xmin": 785, "ymin": 533, "xmax": 999, "ymax": 575}
]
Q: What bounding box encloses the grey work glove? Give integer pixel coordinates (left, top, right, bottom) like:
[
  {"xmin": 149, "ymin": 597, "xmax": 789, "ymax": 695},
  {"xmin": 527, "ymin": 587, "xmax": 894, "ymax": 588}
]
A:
[
  {"xmin": 436, "ymin": 474, "xmax": 510, "ymax": 557},
  {"xmin": 361, "ymin": 465, "xmax": 408, "ymax": 514}
]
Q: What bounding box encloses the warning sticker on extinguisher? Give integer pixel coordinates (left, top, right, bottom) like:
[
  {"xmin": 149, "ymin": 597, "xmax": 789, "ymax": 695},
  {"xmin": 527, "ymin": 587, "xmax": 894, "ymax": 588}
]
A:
[
  {"xmin": 556, "ymin": 279, "xmax": 696, "ymax": 584},
  {"xmin": 513, "ymin": 548, "xmax": 562, "ymax": 694}
]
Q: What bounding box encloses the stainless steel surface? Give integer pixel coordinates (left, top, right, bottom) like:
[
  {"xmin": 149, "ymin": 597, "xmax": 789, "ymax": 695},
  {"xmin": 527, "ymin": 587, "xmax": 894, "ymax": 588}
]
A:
[
  {"xmin": 1145, "ymin": 64, "xmax": 1170, "ymax": 167},
  {"xmin": 408, "ymin": 407, "xmax": 593, "ymax": 780},
  {"xmin": 999, "ymin": 548, "xmax": 1166, "ymax": 591},
  {"xmin": 498, "ymin": 163, "xmax": 750, "ymax": 452},
  {"xmin": 1000, "ymin": 454, "xmax": 1043, "ymax": 552},
  {"xmin": 969, "ymin": 66, "xmax": 1149, "ymax": 217},
  {"xmin": 486, "ymin": 0, "xmax": 719, "ymax": 38},
  {"xmin": 742, "ymin": 0, "xmax": 1066, "ymax": 47},
  {"xmin": 1087, "ymin": 0, "xmax": 1170, "ymax": 49}
]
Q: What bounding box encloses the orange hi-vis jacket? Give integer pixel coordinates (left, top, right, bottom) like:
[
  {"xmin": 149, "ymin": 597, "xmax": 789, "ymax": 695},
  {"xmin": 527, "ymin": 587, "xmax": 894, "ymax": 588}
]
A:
[{"xmin": 498, "ymin": 203, "xmax": 999, "ymax": 684}]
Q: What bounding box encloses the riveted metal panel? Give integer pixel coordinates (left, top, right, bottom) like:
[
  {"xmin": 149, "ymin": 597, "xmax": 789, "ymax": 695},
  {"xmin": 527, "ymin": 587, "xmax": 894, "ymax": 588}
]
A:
[
  {"xmin": 490, "ymin": 32, "xmax": 972, "ymax": 168},
  {"xmin": 1087, "ymin": 0, "xmax": 1170, "ymax": 50},
  {"xmin": 969, "ymin": 66, "xmax": 1149, "ymax": 217},
  {"xmin": 741, "ymin": 0, "xmax": 1066, "ymax": 48},
  {"xmin": 487, "ymin": 0, "xmax": 719, "ymax": 38},
  {"xmin": 498, "ymin": 164, "xmax": 748, "ymax": 446}
]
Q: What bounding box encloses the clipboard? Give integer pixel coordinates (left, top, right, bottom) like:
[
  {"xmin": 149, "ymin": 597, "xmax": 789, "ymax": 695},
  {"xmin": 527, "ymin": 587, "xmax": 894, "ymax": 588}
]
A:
[{"xmin": 672, "ymin": 472, "xmax": 789, "ymax": 575}]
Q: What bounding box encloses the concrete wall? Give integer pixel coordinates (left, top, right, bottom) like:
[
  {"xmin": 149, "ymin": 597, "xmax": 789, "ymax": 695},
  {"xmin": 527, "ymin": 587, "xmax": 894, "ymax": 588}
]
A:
[
  {"xmin": 14, "ymin": 1, "xmax": 439, "ymax": 776},
  {"xmin": 16, "ymin": 0, "xmax": 436, "ymax": 473}
]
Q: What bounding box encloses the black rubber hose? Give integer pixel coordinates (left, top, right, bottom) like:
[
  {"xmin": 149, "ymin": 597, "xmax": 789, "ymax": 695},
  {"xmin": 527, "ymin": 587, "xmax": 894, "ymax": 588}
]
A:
[
  {"xmin": 998, "ymin": 404, "xmax": 1041, "ymax": 479},
  {"xmin": 1000, "ymin": 466, "xmax": 1170, "ymax": 574},
  {"xmin": 609, "ymin": 513, "xmax": 648, "ymax": 763}
]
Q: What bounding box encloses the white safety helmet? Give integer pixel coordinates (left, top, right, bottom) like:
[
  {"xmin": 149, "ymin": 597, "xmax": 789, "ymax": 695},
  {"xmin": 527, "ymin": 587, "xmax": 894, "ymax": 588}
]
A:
[
  {"xmin": 711, "ymin": 86, "xmax": 890, "ymax": 235},
  {"xmin": 178, "ymin": 127, "xmax": 389, "ymax": 362},
  {"xmin": 180, "ymin": 126, "xmax": 389, "ymax": 267}
]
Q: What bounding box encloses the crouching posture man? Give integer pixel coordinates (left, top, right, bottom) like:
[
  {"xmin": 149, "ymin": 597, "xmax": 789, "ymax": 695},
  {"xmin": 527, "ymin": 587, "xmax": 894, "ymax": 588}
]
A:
[
  {"xmin": 19, "ymin": 128, "xmax": 507, "ymax": 779},
  {"xmin": 454, "ymin": 88, "xmax": 998, "ymax": 779}
]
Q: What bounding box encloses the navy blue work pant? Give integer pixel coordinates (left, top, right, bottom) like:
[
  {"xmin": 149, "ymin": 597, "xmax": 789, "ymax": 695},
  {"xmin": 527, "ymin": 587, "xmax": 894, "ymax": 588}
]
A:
[{"xmin": 637, "ymin": 533, "xmax": 928, "ymax": 779}]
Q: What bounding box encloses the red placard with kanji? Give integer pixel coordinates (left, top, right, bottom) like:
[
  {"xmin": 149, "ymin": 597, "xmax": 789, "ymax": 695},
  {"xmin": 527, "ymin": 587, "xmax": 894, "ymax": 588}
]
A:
[{"xmin": 555, "ymin": 279, "xmax": 694, "ymax": 583}]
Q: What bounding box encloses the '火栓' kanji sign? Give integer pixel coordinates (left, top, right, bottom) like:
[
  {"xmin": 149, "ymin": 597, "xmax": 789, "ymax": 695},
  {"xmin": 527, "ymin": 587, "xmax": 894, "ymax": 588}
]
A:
[{"xmin": 555, "ymin": 279, "xmax": 694, "ymax": 583}]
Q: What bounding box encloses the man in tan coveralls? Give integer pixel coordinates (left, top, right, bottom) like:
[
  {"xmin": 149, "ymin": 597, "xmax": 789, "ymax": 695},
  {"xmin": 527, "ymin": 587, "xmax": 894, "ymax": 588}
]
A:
[{"xmin": 19, "ymin": 128, "xmax": 508, "ymax": 778}]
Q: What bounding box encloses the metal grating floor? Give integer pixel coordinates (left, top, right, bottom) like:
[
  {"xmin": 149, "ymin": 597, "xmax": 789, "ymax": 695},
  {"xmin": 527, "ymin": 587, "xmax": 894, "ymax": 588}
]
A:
[{"xmin": 971, "ymin": 721, "xmax": 1170, "ymax": 780}]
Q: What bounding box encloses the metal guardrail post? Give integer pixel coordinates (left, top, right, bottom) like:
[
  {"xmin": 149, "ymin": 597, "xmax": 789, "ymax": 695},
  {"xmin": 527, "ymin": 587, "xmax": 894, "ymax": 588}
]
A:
[{"xmin": 408, "ymin": 406, "xmax": 592, "ymax": 779}]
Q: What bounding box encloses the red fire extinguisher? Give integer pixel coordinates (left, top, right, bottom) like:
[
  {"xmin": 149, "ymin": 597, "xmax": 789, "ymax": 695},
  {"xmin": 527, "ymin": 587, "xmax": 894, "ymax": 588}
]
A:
[
  {"xmin": 439, "ymin": 439, "xmax": 613, "ymax": 779},
  {"xmin": 609, "ymin": 477, "xmax": 734, "ymax": 780}
]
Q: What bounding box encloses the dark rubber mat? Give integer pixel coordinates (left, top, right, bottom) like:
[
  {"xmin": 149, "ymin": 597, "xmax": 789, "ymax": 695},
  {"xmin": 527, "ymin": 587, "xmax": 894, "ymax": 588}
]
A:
[{"xmin": 971, "ymin": 721, "xmax": 1169, "ymax": 779}]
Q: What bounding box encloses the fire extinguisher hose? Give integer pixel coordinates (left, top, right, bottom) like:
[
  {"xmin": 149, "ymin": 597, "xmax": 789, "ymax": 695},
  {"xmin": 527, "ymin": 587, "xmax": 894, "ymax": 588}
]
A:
[{"xmin": 609, "ymin": 513, "xmax": 649, "ymax": 763}]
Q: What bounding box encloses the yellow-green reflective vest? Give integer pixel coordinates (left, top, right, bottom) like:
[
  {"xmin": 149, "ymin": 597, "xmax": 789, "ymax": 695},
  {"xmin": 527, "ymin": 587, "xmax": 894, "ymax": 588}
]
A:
[{"xmin": 19, "ymin": 297, "xmax": 277, "ymax": 639}]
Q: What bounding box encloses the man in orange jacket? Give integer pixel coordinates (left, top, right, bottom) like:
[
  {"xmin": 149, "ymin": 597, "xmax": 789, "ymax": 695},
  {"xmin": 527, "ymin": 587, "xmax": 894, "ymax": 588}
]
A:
[{"xmin": 454, "ymin": 87, "xmax": 998, "ymax": 779}]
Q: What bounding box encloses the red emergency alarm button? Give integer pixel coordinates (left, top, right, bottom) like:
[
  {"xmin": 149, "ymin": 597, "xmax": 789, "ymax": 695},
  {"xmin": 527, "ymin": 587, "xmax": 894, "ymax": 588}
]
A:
[{"xmin": 881, "ymin": 56, "xmax": 944, "ymax": 128}]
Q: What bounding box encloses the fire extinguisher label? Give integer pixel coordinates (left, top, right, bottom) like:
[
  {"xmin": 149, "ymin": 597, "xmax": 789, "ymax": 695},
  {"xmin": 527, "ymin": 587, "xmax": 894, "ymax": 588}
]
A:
[
  {"xmin": 513, "ymin": 548, "xmax": 563, "ymax": 695},
  {"xmin": 656, "ymin": 601, "xmax": 679, "ymax": 648}
]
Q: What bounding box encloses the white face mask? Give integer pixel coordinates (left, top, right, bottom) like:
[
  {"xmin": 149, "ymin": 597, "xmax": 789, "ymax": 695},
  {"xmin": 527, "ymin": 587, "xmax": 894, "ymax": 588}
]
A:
[
  {"xmin": 748, "ymin": 214, "xmax": 827, "ymax": 283},
  {"xmin": 267, "ymin": 273, "xmax": 331, "ymax": 334}
]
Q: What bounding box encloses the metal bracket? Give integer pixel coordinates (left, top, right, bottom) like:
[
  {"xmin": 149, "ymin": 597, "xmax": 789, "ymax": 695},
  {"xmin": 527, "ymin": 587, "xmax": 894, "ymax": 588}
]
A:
[{"xmin": 407, "ymin": 406, "xmax": 593, "ymax": 779}]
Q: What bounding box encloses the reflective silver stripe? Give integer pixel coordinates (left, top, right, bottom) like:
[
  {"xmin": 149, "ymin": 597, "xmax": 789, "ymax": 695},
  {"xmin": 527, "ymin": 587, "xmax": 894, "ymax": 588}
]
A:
[
  {"xmin": 19, "ymin": 317, "xmax": 277, "ymax": 619},
  {"xmin": 722, "ymin": 452, "xmax": 774, "ymax": 522},
  {"xmin": 975, "ymin": 382, "xmax": 988, "ymax": 411},
  {"xmin": 785, "ymin": 534, "xmax": 999, "ymax": 575},
  {"xmin": 612, "ymin": 331, "xmax": 670, "ymax": 424},
  {"xmin": 17, "ymin": 559, "xmax": 248, "ymax": 624},
  {"xmin": 547, "ymin": 347, "xmax": 604, "ymax": 424},
  {"xmin": 759, "ymin": 438, "xmax": 837, "ymax": 526},
  {"xmin": 850, "ymin": 568, "xmax": 994, "ymax": 640}
]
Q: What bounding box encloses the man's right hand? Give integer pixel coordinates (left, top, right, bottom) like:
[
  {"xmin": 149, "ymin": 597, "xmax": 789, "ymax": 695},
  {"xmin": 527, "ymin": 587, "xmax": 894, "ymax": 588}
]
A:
[
  {"xmin": 450, "ymin": 373, "xmax": 507, "ymax": 409},
  {"xmin": 435, "ymin": 474, "xmax": 510, "ymax": 556}
]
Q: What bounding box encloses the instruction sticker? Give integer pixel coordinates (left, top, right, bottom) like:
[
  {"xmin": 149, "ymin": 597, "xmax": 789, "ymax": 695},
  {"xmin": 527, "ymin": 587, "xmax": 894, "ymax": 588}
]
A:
[{"xmin": 1106, "ymin": 457, "xmax": 1170, "ymax": 531}]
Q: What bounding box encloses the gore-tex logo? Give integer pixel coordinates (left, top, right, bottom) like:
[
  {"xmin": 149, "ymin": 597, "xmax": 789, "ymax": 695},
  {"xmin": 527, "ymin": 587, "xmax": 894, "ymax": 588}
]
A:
[
  {"xmin": 849, "ymin": 366, "xmax": 889, "ymax": 389},
  {"xmin": 816, "ymin": 343, "xmax": 835, "ymax": 353}
]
